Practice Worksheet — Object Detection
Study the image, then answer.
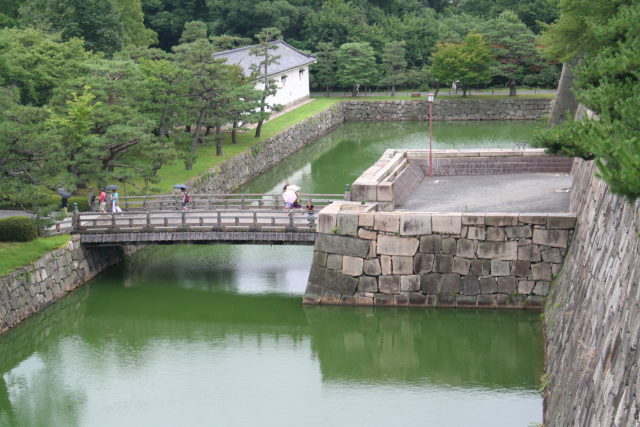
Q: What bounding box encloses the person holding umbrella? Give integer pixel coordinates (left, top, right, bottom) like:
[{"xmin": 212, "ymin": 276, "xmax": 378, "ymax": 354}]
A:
[
  {"xmin": 173, "ymin": 185, "xmax": 190, "ymax": 210},
  {"xmin": 98, "ymin": 188, "xmax": 107, "ymax": 213},
  {"xmin": 57, "ymin": 188, "xmax": 72, "ymax": 216}
]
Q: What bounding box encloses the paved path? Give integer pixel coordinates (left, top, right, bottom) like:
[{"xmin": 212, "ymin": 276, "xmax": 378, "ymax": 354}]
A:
[{"xmin": 397, "ymin": 173, "xmax": 573, "ymax": 213}]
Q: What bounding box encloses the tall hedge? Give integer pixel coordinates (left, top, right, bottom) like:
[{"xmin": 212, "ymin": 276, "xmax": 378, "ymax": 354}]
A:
[{"xmin": 0, "ymin": 216, "xmax": 38, "ymax": 242}]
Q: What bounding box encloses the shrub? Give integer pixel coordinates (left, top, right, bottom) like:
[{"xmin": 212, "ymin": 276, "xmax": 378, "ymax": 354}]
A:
[{"xmin": 0, "ymin": 216, "xmax": 39, "ymax": 242}]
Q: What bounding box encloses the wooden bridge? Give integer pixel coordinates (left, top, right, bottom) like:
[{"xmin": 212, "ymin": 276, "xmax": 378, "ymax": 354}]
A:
[{"xmin": 74, "ymin": 193, "xmax": 344, "ymax": 246}]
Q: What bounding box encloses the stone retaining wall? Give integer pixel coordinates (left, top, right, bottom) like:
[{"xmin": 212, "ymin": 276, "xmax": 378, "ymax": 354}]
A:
[
  {"xmin": 304, "ymin": 204, "xmax": 576, "ymax": 308},
  {"xmin": 188, "ymin": 103, "xmax": 345, "ymax": 193},
  {"xmin": 343, "ymin": 99, "xmax": 551, "ymax": 121},
  {"xmin": 544, "ymin": 159, "xmax": 640, "ymax": 425},
  {"xmin": 0, "ymin": 236, "xmax": 129, "ymax": 334}
]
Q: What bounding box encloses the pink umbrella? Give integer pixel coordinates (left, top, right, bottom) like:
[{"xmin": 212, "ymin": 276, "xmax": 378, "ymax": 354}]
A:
[{"xmin": 283, "ymin": 190, "xmax": 297, "ymax": 204}]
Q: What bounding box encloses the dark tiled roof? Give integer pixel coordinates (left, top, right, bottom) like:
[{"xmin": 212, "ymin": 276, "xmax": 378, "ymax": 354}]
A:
[{"xmin": 213, "ymin": 40, "xmax": 315, "ymax": 77}]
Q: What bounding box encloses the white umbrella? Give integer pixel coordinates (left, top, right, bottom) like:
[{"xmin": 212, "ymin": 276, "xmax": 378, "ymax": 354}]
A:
[
  {"xmin": 283, "ymin": 190, "xmax": 297, "ymax": 204},
  {"xmin": 287, "ymin": 184, "xmax": 300, "ymax": 192}
]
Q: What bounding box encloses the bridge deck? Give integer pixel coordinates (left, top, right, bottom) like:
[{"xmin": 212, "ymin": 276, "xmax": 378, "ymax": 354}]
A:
[{"xmin": 76, "ymin": 209, "xmax": 318, "ymax": 246}]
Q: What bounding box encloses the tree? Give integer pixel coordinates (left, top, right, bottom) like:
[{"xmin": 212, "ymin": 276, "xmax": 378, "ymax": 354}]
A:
[
  {"xmin": 112, "ymin": 0, "xmax": 158, "ymax": 48},
  {"xmin": 381, "ymin": 41, "xmax": 407, "ymax": 96},
  {"xmin": 302, "ymin": 0, "xmax": 368, "ymax": 50},
  {"xmin": 335, "ymin": 42, "xmax": 377, "ymax": 96},
  {"xmin": 311, "ymin": 42, "xmax": 337, "ymax": 96},
  {"xmin": 534, "ymin": 1, "xmax": 640, "ymax": 201},
  {"xmin": 454, "ymin": 0, "xmax": 558, "ymax": 33},
  {"xmin": 484, "ymin": 11, "xmax": 539, "ymax": 96},
  {"xmin": 430, "ymin": 32, "xmax": 494, "ymax": 96},
  {"xmin": 250, "ymin": 27, "xmax": 281, "ymax": 138},
  {"xmin": 0, "ymin": 28, "xmax": 93, "ymax": 106},
  {"xmin": 141, "ymin": 0, "xmax": 211, "ymax": 51},
  {"xmin": 18, "ymin": 0, "xmax": 126, "ymax": 56},
  {"xmin": 180, "ymin": 20, "xmax": 208, "ymax": 43}
]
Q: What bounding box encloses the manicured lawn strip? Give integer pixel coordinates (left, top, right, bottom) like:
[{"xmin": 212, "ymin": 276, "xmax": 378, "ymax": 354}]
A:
[
  {"xmin": 135, "ymin": 98, "xmax": 340, "ymax": 194},
  {"xmin": 312, "ymin": 93, "xmax": 555, "ymax": 101},
  {"xmin": 0, "ymin": 235, "xmax": 71, "ymax": 276}
]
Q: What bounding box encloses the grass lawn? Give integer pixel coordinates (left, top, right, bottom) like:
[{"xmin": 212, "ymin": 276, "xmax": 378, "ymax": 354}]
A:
[
  {"xmin": 132, "ymin": 97, "xmax": 340, "ymax": 195},
  {"xmin": 0, "ymin": 235, "xmax": 71, "ymax": 276},
  {"xmin": 312, "ymin": 93, "xmax": 555, "ymax": 101}
]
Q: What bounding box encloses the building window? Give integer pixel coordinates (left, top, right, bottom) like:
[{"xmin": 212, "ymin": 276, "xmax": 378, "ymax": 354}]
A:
[
  {"xmin": 281, "ymin": 75, "xmax": 287, "ymax": 85},
  {"xmin": 299, "ymin": 69, "xmax": 305, "ymax": 79}
]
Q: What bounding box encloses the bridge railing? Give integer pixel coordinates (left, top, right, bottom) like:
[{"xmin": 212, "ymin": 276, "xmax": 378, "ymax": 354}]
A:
[
  {"xmin": 115, "ymin": 193, "xmax": 343, "ymax": 212},
  {"xmin": 74, "ymin": 209, "xmax": 318, "ymax": 233}
]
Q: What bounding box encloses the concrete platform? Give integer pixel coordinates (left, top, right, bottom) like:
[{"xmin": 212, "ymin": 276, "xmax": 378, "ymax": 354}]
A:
[{"xmin": 397, "ymin": 173, "xmax": 573, "ymax": 213}]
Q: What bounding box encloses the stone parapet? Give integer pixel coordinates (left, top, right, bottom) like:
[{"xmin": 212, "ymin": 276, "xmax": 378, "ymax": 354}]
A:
[
  {"xmin": 304, "ymin": 205, "xmax": 576, "ymax": 309},
  {"xmin": 0, "ymin": 236, "xmax": 128, "ymax": 335},
  {"xmin": 342, "ymin": 98, "xmax": 552, "ymax": 121}
]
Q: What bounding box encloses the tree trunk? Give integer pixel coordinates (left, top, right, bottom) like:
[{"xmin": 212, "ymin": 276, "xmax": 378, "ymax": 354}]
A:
[
  {"xmin": 231, "ymin": 120, "xmax": 238, "ymax": 144},
  {"xmin": 391, "ymin": 83, "xmax": 395, "ymax": 97},
  {"xmin": 462, "ymin": 87, "xmax": 468, "ymax": 97},
  {"xmin": 205, "ymin": 126, "xmax": 212, "ymax": 137},
  {"xmin": 254, "ymin": 94, "xmax": 266, "ymax": 138},
  {"xmin": 508, "ymin": 80, "xmax": 517, "ymax": 97},
  {"xmin": 215, "ymin": 125, "xmax": 223, "ymax": 156},
  {"xmin": 186, "ymin": 109, "xmax": 206, "ymax": 170},
  {"xmin": 434, "ymin": 83, "xmax": 441, "ymax": 98},
  {"xmin": 548, "ymin": 58, "xmax": 579, "ymax": 127}
]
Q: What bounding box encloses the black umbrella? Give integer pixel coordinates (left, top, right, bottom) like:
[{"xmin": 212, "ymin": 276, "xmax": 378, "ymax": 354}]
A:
[
  {"xmin": 106, "ymin": 185, "xmax": 118, "ymax": 191},
  {"xmin": 173, "ymin": 184, "xmax": 189, "ymax": 190},
  {"xmin": 57, "ymin": 188, "xmax": 72, "ymax": 198}
]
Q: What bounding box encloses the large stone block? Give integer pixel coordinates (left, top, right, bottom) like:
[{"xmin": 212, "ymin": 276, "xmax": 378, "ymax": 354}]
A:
[
  {"xmin": 471, "ymin": 259, "xmax": 491, "ymax": 276},
  {"xmin": 413, "ymin": 253, "xmax": 434, "ymax": 274},
  {"xmin": 420, "ymin": 235, "xmax": 441, "ymax": 253},
  {"xmin": 401, "ymin": 275, "xmax": 421, "ymax": 292},
  {"xmin": 374, "ymin": 215, "xmax": 400, "ymax": 232},
  {"xmin": 462, "ymin": 214, "xmax": 484, "ymax": 225},
  {"xmin": 456, "ymin": 295, "xmax": 477, "ymax": 308},
  {"xmin": 452, "ymin": 257, "xmax": 471, "ymax": 275},
  {"xmin": 315, "ymin": 233, "xmax": 371, "ymax": 258},
  {"xmin": 511, "ymin": 260, "xmax": 531, "ymax": 278},
  {"xmin": 518, "ymin": 245, "xmax": 541, "ymax": 262},
  {"xmin": 486, "ymin": 227, "xmax": 506, "ymax": 241},
  {"xmin": 377, "ymin": 235, "xmax": 419, "ymax": 256},
  {"xmin": 336, "ymin": 213, "xmax": 359, "ymax": 236},
  {"xmin": 357, "ymin": 276, "xmax": 378, "ymax": 293},
  {"xmin": 408, "ymin": 292, "xmax": 427, "ymax": 306},
  {"xmin": 491, "ymin": 260, "xmax": 511, "ymax": 276},
  {"xmin": 400, "ymin": 214, "xmax": 432, "ymax": 235},
  {"xmin": 374, "ymin": 293, "xmax": 394, "ymax": 306},
  {"xmin": 456, "ymin": 239, "xmax": 477, "ymax": 258},
  {"xmin": 358, "ymin": 228, "xmax": 377, "ymax": 240},
  {"xmin": 441, "ymin": 273, "xmax": 461, "ymax": 293},
  {"xmin": 497, "ymin": 276, "xmax": 517, "ymax": 293},
  {"xmin": 379, "ymin": 275, "xmax": 401, "ymax": 294},
  {"xmin": 506, "ymin": 225, "xmax": 532, "ymax": 239},
  {"xmin": 532, "ymin": 281, "xmax": 551, "ymax": 296},
  {"xmin": 485, "ymin": 214, "xmax": 518, "ymax": 226},
  {"xmin": 358, "ymin": 213, "xmax": 375, "ymax": 227},
  {"xmin": 479, "ymin": 277, "xmax": 497, "ymax": 294},
  {"xmin": 531, "ymin": 262, "xmax": 552, "ymax": 281},
  {"xmin": 477, "ymin": 295, "xmax": 495, "ymax": 307},
  {"xmin": 317, "ymin": 213, "xmax": 337, "ymax": 234},
  {"xmin": 432, "ymin": 214, "xmax": 462, "ymax": 234},
  {"xmin": 441, "ymin": 238, "xmax": 457, "ymax": 255},
  {"xmin": 392, "ymin": 256, "xmax": 414, "ymax": 274},
  {"xmin": 466, "ymin": 227, "xmax": 486, "ymax": 240},
  {"xmin": 342, "ymin": 256, "xmax": 364, "ymax": 276},
  {"xmin": 326, "ymin": 254, "xmax": 343, "ymax": 270},
  {"xmin": 519, "ymin": 214, "xmax": 547, "ymax": 224},
  {"xmin": 547, "ymin": 215, "xmax": 576, "ymax": 230},
  {"xmin": 420, "ymin": 273, "xmax": 441, "ymax": 294},
  {"xmin": 380, "ymin": 255, "xmax": 392, "ymax": 275},
  {"xmin": 541, "ymin": 247, "xmax": 563, "ymax": 263},
  {"xmin": 518, "ymin": 280, "xmax": 535, "ymax": 295},
  {"xmin": 435, "ymin": 254, "xmax": 453, "ymax": 273},
  {"xmin": 363, "ymin": 259, "xmax": 382, "ymax": 276},
  {"xmin": 477, "ymin": 241, "xmax": 517, "ymax": 260},
  {"xmin": 462, "ymin": 276, "xmax": 480, "ymax": 295},
  {"xmin": 303, "ymin": 283, "xmax": 324, "ymax": 304},
  {"xmin": 532, "ymin": 229, "xmax": 569, "ymax": 248},
  {"xmin": 312, "ymin": 251, "xmax": 327, "ymax": 268}
]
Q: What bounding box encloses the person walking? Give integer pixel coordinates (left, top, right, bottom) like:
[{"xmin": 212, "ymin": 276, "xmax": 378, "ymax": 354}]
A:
[
  {"xmin": 112, "ymin": 190, "xmax": 123, "ymax": 213},
  {"xmin": 98, "ymin": 188, "xmax": 107, "ymax": 213},
  {"xmin": 180, "ymin": 188, "xmax": 190, "ymax": 211}
]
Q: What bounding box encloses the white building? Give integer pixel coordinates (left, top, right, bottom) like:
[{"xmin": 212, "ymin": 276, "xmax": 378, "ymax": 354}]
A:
[{"xmin": 213, "ymin": 40, "xmax": 316, "ymax": 109}]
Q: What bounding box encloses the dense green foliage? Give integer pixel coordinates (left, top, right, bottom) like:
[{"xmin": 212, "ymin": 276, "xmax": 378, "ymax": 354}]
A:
[
  {"xmin": 0, "ymin": 216, "xmax": 38, "ymax": 242},
  {"xmin": 534, "ymin": 0, "xmax": 640, "ymax": 201}
]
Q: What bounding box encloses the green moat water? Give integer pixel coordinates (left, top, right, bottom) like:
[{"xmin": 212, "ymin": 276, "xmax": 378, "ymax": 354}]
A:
[{"xmin": 0, "ymin": 121, "xmax": 544, "ymax": 426}]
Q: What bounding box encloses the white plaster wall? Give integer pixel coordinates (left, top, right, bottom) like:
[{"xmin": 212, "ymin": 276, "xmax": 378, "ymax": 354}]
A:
[{"xmin": 255, "ymin": 66, "xmax": 311, "ymax": 108}]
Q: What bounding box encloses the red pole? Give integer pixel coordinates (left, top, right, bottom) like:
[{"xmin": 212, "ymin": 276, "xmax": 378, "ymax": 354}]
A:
[{"xmin": 428, "ymin": 100, "xmax": 433, "ymax": 177}]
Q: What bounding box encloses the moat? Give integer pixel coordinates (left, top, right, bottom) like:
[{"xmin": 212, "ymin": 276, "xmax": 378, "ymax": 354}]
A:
[{"xmin": 0, "ymin": 121, "xmax": 545, "ymax": 426}]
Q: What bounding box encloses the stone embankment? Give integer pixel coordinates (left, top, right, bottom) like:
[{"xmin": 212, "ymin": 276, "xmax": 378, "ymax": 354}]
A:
[
  {"xmin": 544, "ymin": 159, "xmax": 640, "ymax": 426},
  {"xmin": 342, "ymin": 98, "xmax": 551, "ymax": 121},
  {"xmin": 304, "ymin": 203, "xmax": 576, "ymax": 308},
  {"xmin": 0, "ymin": 237, "xmax": 133, "ymax": 334}
]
